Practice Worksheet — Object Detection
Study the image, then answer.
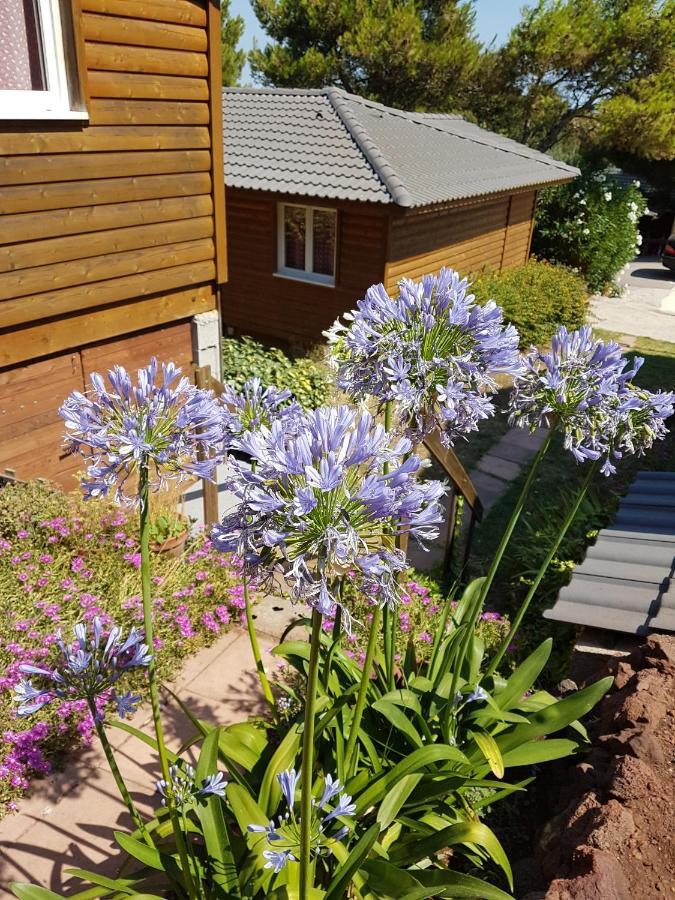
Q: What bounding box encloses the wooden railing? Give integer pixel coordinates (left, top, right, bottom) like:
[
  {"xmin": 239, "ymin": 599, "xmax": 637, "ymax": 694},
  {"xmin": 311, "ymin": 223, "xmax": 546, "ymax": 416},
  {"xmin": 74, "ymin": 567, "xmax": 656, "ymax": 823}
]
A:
[{"xmin": 192, "ymin": 364, "xmax": 482, "ymax": 575}]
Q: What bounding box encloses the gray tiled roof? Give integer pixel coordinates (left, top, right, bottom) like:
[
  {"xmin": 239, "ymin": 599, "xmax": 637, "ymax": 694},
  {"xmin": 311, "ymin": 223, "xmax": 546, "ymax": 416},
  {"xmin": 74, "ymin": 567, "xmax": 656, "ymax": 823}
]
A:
[{"xmin": 222, "ymin": 87, "xmax": 579, "ymax": 208}]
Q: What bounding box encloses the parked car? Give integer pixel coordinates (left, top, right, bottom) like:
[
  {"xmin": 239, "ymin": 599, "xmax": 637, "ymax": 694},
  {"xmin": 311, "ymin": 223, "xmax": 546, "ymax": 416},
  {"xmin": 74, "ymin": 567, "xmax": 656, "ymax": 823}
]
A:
[{"xmin": 661, "ymin": 234, "xmax": 675, "ymax": 273}]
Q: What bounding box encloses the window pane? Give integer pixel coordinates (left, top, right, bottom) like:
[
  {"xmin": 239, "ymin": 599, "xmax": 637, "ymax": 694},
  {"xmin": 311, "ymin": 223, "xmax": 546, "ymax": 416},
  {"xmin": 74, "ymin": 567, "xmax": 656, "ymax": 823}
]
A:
[
  {"xmin": 284, "ymin": 206, "xmax": 306, "ymax": 270},
  {"xmin": 0, "ymin": 0, "xmax": 46, "ymax": 91},
  {"xmin": 313, "ymin": 209, "xmax": 336, "ymax": 277}
]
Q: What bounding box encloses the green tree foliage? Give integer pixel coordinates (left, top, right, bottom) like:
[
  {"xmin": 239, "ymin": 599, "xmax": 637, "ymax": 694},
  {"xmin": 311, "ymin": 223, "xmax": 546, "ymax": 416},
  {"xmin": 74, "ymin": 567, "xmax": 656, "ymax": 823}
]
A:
[
  {"xmin": 221, "ymin": 0, "xmax": 246, "ymax": 86},
  {"xmin": 248, "ymin": 0, "xmax": 481, "ymax": 110},
  {"xmin": 468, "ymin": 0, "xmax": 674, "ymax": 160},
  {"xmin": 532, "ymin": 172, "xmax": 647, "ymax": 293}
]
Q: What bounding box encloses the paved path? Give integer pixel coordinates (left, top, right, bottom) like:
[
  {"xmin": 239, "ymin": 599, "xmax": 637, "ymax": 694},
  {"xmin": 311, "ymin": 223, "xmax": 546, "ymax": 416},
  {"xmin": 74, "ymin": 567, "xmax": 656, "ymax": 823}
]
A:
[
  {"xmin": 0, "ymin": 594, "xmax": 297, "ymax": 896},
  {"xmin": 590, "ymin": 259, "xmax": 675, "ymax": 342}
]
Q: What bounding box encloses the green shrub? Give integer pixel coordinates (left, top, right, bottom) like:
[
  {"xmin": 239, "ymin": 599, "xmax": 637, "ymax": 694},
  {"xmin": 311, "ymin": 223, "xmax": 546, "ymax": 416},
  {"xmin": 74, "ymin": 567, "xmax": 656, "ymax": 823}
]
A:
[
  {"xmin": 472, "ymin": 258, "xmax": 589, "ymax": 347},
  {"xmin": 221, "ymin": 336, "xmax": 331, "ymax": 409},
  {"xmin": 532, "ymin": 171, "xmax": 647, "ymax": 294},
  {"xmin": 0, "ymin": 479, "xmax": 66, "ymax": 538}
]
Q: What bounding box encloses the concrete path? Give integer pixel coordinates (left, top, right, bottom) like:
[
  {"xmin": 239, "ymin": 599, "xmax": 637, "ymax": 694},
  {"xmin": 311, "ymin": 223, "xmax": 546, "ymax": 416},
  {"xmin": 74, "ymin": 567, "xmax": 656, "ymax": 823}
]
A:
[
  {"xmin": 0, "ymin": 594, "xmax": 298, "ymax": 896},
  {"xmin": 590, "ymin": 258, "xmax": 675, "ymax": 341}
]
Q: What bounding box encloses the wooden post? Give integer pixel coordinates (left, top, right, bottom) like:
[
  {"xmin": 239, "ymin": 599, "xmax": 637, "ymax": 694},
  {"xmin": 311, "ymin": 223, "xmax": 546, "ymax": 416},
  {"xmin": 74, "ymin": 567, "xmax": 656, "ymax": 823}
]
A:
[{"xmin": 194, "ymin": 364, "xmax": 220, "ymax": 527}]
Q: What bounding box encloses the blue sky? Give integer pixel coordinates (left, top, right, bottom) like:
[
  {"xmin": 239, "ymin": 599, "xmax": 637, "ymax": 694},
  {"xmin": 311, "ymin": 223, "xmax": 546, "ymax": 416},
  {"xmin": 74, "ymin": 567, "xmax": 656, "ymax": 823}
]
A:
[{"xmin": 231, "ymin": 0, "xmax": 528, "ymax": 84}]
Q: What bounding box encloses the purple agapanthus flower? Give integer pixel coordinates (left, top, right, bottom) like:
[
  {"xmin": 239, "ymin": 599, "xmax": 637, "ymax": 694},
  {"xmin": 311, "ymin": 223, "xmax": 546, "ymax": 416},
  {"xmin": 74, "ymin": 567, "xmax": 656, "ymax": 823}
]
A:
[
  {"xmin": 248, "ymin": 769, "xmax": 354, "ymax": 872},
  {"xmin": 59, "ymin": 358, "xmax": 222, "ymax": 502},
  {"xmin": 220, "ymin": 376, "xmax": 303, "ymax": 448},
  {"xmin": 325, "ymin": 268, "xmax": 522, "ymax": 447},
  {"xmin": 509, "ymin": 326, "xmax": 674, "ymax": 475},
  {"xmin": 212, "ymin": 405, "xmax": 446, "ymax": 629},
  {"xmin": 155, "ymin": 762, "xmax": 227, "ymax": 808},
  {"xmin": 14, "ymin": 617, "xmax": 151, "ymax": 720}
]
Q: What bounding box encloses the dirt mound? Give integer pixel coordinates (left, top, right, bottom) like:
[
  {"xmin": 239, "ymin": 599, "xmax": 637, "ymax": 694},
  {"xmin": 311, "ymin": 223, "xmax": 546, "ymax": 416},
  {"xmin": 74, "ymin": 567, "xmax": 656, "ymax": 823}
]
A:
[{"xmin": 535, "ymin": 634, "xmax": 675, "ymax": 899}]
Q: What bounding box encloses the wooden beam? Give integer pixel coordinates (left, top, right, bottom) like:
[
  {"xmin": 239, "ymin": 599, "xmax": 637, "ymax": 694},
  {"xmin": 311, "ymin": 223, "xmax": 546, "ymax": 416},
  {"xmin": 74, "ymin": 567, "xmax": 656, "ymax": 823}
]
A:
[
  {"xmin": 0, "ymin": 149, "xmax": 211, "ymax": 186},
  {"xmin": 0, "ymin": 285, "xmax": 216, "ymax": 369},
  {"xmin": 0, "ymin": 216, "xmax": 213, "ymax": 273},
  {"xmin": 88, "ymin": 71, "xmax": 209, "ymax": 101},
  {"xmin": 85, "ymin": 41, "xmax": 208, "ymax": 76},
  {"xmin": 82, "ymin": 11, "xmax": 207, "ymax": 51},
  {"xmin": 0, "ymin": 172, "xmax": 212, "ymax": 215},
  {"xmin": 207, "ymin": 0, "xmax": 227, "ymax": 285},
  {"xmin": 88, "ymin": 99, "xmax": 209, "ymax": 126},
  {"xmin": 0, "ymin": 239, "xmax": 214, "ymax": 305},
  {"xmin": 1, "ymin": 195, "xmax": 213, "ymax": 243},
  {"xmin": 81, "ymin": 0, "xmax": 207, "ymax": 28},
  {"xmin": 0, "ymin": 125, "xmax": 210, "ymax": 155}
]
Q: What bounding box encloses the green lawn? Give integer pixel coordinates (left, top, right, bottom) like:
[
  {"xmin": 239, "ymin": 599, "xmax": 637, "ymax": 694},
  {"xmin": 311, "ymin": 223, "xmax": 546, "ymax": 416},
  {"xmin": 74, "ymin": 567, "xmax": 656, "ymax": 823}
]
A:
[{"xmin": 467, "ymin": 332, "xmax": 675, "ymax": 681}]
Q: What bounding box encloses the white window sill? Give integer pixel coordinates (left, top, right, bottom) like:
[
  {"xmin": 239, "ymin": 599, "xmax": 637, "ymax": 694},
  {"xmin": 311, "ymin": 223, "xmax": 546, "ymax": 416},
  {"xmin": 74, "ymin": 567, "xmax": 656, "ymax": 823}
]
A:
[
  {"xmin": 3, "ymin": 108, "xmax": 89, "ymax": 122},
  {"xmin": 274, "ymin": 270, "xmax": 335, "ymax": 288}
]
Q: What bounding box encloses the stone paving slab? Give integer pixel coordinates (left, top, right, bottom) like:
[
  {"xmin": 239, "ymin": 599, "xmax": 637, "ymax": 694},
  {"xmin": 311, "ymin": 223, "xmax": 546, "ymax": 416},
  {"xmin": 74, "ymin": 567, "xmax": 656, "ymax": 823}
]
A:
[{"xmin": 0, "ymin": 629, "xmax": 274, "ymax": 896}]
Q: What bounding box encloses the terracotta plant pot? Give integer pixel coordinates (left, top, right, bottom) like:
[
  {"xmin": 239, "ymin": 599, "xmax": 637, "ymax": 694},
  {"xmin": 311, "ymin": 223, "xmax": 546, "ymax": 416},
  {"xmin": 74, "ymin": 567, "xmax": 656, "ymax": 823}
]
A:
[{"xmin": 149, "ymin": 515, "xmax": 189, "ymax": 557}]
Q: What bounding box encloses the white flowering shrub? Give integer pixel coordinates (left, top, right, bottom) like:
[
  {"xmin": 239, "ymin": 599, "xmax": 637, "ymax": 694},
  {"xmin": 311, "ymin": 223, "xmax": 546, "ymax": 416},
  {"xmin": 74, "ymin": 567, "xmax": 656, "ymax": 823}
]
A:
[{"xmin": 532, "ymin": 171, "xmax": 647, "ymax": 294}]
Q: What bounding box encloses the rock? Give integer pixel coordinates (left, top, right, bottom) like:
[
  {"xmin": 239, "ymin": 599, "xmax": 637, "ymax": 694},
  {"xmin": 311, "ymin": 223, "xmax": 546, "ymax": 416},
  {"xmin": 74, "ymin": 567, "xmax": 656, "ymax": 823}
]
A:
[
  {"xmin": 642, "ymin": 634, "xmax": 675, "ymax": 673},
  {"xmin": 557, "ymin": 678, "xmax": 579, "ymax": 696},
  {"xmin": 585, "ymin": 800, "xmax": 635, "ymax": 854},
  {"xmin": 608, "ymin": 755, "xmax": 655, "ymax": 803},
  {"xmin": 613, "ymin": 660, "xmax": 635, "ymax": 691},
  {"xmin": 545, "ymin": 846, "xmax": 631, "ymax": 900}
]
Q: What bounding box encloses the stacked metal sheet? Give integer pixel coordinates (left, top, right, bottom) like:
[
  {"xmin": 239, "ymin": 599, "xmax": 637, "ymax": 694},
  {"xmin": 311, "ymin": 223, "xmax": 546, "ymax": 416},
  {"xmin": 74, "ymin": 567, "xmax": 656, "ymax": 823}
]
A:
[{"xmin": 544, "ymin": 472, "xmax": 675, "ymax": 635}]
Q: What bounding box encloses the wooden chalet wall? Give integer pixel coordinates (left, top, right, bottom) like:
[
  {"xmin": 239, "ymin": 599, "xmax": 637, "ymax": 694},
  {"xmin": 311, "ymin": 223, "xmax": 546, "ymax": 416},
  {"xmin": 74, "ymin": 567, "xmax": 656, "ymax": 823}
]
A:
[
  {"xmin": 0, "ymin": 0, "xmax": 226, "ymax": 484},
  {"xmin": 384, "ymin": 190, "xmax": 537, "ymax": 293},
  {"xmin": 222, "ymin": 187, "xmax": 388, "ymax": 345}
]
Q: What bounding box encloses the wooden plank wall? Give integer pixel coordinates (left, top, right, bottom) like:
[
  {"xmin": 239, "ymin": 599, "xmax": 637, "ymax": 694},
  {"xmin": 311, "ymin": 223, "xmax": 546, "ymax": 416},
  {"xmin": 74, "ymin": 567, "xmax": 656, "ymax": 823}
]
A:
[
  {"xmin": 0, "ymin": 0, "xmax": 222, "ymax": 370},
  {"xmin": 0, "ymin": 321, "xmax": 193, "ymax": 485},
  {"xmin": 221, "ymin": 188, "xmax": 389, "ymax": 345},
  {"xmin": 384, "ymin": 197, "xmax": 511, "ymax": 292},
  {"xmin": 501, "ymin": 191, "xmax": 537, "ymax": 268}
]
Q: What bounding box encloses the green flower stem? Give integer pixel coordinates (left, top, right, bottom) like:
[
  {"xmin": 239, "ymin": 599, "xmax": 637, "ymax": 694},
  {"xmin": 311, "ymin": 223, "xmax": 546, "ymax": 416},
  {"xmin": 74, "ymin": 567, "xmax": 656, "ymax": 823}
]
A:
[
  {"xmin": 382, "ymin": 400, "xmax": 396, "ymax": 690},
  {"xmin": 448, "ymin": 429, "xmax": 553, "ymax": 707},
  {"xmin": 299, "ymin": 609, "xmax": 323, "ymax": 900},
  {"xmin": 139, "ymin": 462, "xmax": 198, "ymax": 899},
  {"xmin": 243, "ymin": 458, "xmax": 275, "ymax": 714},
  {"xmin": 90, "ymin": 705, "xmax": 151, "ymax": 846},
  {"xmin": 484, "ymin": 458, "xmax": 599, "ymax": 678},
  {"xmin": 344, "ymin": 605, "xmax": 381, "ymax": 780},
  {"xmin": 244, "ymin": 573, "xmax": 275, "ymax": 711},
  {"xmin": 476, "ymin": 428, "xmax": 553, "ymax": 614}
]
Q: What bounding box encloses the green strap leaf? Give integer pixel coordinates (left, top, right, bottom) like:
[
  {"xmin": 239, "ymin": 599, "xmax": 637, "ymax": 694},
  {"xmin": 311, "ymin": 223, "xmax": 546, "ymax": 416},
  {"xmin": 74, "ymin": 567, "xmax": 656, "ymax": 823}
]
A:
[
  {"xmin": 258, "ymin": 722, "xmax": 303, "ymax": 816},
  {"xmin": 10, "ymin": 887, "xmax": 67, "ymax": 900},
  {"xmin": 354, "ymin": 745, "xmax": 469, "ymax": 815},
  {"xmin": 389, "ymin": 820, "xmax": 513, "ymax": 889},
  {"xmin": 407, "ymin": 867, "xmax": 515, "ymax": 899},
  {"xmin": 324, "ymin": 823, "xmax": 381, "ymax": 900},
  {"xmin": 65, "ymin": 868, "xmax": 140, "ymax": 895},
  {"xmin": 107, "ymin": 721, "xmax": 178, "ymax": 763},
  {"xmin": 500, "ymin": 738, "xmax": 579, "ymax": 767},
  {"xmin": 472, "ymin": 730, "xmax": 505, "ymax": 779},
  {"xmin": 494, "ymin": 639, "xmax": 552, "ymax": 710},
  {"xmin": 372, "ymin": 699, "xmax": 424, "ymax": 748},
  {"xmin": 376, "ymin": 774, "xmax": 423, "ymax": 828}
]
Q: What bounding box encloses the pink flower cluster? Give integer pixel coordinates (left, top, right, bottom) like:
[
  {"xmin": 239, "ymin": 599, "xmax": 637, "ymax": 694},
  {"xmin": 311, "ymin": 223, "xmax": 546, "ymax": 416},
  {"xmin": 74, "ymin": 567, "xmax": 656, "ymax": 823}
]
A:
[{"xmin": 0, "ymin": 515, "xmax": 249, "ymax": 814}]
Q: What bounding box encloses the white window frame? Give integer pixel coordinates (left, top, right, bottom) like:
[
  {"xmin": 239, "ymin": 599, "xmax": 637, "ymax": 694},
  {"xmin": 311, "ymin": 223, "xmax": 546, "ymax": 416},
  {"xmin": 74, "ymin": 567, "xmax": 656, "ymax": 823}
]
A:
[
  {"xmin": 0, "ymin": 0, "xmax": 87, "ymax": 120},
  {"xmin": 276, "ymin": 203, "xmax": 337, "ymax": 287}
]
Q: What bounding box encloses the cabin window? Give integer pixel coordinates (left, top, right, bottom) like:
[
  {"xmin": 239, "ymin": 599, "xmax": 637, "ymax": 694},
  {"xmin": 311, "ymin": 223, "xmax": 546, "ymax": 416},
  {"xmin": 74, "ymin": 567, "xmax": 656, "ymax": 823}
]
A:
[
  {"xmin": 0, "ymin": 0, "xmax": 85, "ymax": 120},
  {"xmin": 277, "ymin": 204, "xmax": 337, "ymax": 286}
]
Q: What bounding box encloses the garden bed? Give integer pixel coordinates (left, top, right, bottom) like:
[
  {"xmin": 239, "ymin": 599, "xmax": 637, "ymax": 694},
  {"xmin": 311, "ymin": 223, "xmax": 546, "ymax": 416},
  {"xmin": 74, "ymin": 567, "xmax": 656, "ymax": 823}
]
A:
[{"xmin": 0, "ymin": 480, "xmax": 250, "ymax": 816}]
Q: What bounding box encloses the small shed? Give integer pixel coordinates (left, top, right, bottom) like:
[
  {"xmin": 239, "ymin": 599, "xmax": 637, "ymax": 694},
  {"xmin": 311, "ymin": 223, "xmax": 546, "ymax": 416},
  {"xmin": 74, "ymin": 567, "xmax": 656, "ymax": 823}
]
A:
[{"xmin": 221, "ymin": 86, "xmax": 578, "ymax": 345}]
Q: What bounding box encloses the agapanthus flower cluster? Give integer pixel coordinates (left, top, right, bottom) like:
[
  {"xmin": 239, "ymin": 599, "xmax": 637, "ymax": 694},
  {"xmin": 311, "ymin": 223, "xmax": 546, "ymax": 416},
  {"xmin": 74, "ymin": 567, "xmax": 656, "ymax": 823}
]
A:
[
  {"xmin": 509, "ymin": 326, "xmax": 674, "ymax": 475},
  {"xmin": 212, "ymin": 405, "xmax": 445, "ymax": 629},
  {"xmin": 13, "ymin": 617, "xmax": 151, "ymax": 720},
  {"xmin": 325, "ymin": 268, "xmax": 522, "ymax": 447},
  {"xmin": 155, "ymin": 762, "xmax": 227, "ymax": 808},
  {"xmin": 248, "ymin": 769, "xmax": 354, "ymax": 873},
  {"xmin": 220, "ymin": 376, "xmax": 303, "ymax": 447},
  {"xmin": 59, "ymin": 358, "xmax": 222, "ymax": 502}
]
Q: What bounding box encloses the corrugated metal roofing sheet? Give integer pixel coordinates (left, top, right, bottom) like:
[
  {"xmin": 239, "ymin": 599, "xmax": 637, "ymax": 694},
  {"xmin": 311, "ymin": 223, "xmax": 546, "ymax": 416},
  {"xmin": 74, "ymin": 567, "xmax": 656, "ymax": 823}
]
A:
[
  {"xmin": 222, "ymin": 87, "xmax": 579, "ymax": 207},
  {"xmin": 544, "ymin": 472, "xmax": 675, "ymax": 635}
]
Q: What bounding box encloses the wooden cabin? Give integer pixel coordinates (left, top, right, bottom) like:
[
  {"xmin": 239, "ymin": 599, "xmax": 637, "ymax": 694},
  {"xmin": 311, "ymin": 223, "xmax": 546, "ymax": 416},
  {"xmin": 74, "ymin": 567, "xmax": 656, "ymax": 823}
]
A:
[
  {"xmin": 221, "ymin": 87, "xmax": 578, "ymax": 346},
  {"xmin": 0, "ymin": 0, "xmax": 226, "ymax": 486}
]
